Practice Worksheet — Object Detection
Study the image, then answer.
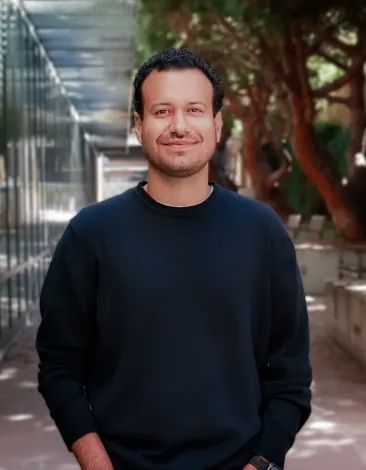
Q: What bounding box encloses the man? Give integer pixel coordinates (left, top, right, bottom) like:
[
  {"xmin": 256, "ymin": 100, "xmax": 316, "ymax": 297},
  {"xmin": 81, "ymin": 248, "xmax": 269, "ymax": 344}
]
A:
[{"xmin": 36, "ymin": 47, "xmax": 312, "ymax": 470}]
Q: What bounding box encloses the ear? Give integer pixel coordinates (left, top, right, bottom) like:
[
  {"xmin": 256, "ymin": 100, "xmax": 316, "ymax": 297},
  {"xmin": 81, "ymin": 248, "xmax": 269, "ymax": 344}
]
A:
[
  {"xmin": 214, "ymin": 111, "xmax": 223, "ymax": 143},
  {"xmin": 134, "ymin": 112, "xmax": 143, "ymax": 144}
]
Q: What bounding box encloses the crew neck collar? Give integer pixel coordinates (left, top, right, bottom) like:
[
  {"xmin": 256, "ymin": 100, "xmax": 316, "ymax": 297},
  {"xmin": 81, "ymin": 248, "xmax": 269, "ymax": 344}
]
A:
[{"xmin": 134, "ymin": 181, "xmax": 220, "ymax": 216}]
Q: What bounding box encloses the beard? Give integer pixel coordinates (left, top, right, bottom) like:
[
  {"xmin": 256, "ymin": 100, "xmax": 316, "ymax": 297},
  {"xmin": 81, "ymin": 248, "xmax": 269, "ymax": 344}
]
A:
[
  {"xmin": 142, "ymin": 140, "xmax": 217, "ymax": 178},
  {"xmin": 145, "ymin": 151, "xmax": 209, "ymax": 178}
]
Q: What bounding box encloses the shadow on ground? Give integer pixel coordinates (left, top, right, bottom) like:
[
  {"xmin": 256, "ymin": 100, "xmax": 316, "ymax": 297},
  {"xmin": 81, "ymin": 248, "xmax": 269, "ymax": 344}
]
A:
[
  {"xmin": 0, "ymin": 316, "xmax": 78, "ymax": 470},
  {"xmin": 286, "ymin": 296, "xmax": 366, "ymax": 469}
]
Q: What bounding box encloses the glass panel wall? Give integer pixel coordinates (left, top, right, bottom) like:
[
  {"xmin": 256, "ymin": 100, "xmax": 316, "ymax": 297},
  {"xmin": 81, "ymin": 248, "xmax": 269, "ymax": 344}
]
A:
[{"xmin": 0, "ymin": 0, "xmax": 97, "ymax": 351}]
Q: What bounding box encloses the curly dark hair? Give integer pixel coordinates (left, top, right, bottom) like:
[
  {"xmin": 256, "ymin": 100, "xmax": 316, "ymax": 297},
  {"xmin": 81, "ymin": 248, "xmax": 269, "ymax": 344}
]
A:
[{"xmin": 133, "ymin": 47, "xmax": 224, "ymax": 118}]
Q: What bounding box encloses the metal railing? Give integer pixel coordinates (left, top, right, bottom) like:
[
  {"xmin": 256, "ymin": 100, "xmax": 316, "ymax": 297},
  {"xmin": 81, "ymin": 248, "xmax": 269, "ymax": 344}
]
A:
[{"xmin": 0, "ymin": 0, "xmax": 99, "ymax": 357}]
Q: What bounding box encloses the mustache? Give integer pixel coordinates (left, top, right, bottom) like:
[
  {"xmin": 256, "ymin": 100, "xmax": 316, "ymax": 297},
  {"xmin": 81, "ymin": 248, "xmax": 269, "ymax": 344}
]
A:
[{"xmin": 158, "ymin": 134, "xmax": 201, "ymax": 145}]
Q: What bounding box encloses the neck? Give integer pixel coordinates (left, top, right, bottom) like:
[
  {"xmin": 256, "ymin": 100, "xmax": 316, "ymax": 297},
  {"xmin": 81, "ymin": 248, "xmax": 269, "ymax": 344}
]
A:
[{"xmin": 145, "ymin": 166, "xmax": 211, "ymax": 207}]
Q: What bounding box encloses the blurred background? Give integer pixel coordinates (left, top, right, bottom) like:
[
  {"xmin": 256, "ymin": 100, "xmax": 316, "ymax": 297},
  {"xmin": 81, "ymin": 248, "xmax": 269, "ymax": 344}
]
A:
[{"xmin": 0, "ymin": 0, "xmax": 366, "ymax": 468}]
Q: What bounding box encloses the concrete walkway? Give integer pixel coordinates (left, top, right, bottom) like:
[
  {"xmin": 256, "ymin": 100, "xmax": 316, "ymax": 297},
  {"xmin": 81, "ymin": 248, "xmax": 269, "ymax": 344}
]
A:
[
  {"xmin": 286, "ymin": 296, "xmax": 366, "ymax": 469},
  {"xmin": 0, "ymin": 298, "xmax": 366, "ymax": 469}
]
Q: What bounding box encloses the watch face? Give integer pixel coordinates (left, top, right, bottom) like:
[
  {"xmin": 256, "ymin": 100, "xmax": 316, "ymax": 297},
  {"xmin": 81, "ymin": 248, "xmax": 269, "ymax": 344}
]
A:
[{"xmin": 268, "ymin": 464, "xmax": 281, "ymax": 470}]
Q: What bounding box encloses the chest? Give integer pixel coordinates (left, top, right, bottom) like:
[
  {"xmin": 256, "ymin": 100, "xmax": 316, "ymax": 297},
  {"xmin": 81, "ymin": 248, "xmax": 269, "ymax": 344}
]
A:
[
  {"xmin": 97, "ymin": 222, "xmax": 268, "ymax": 315},
  {"xmin": 94, "ymin": 222, "xmax": 272, "ymax": 365}
]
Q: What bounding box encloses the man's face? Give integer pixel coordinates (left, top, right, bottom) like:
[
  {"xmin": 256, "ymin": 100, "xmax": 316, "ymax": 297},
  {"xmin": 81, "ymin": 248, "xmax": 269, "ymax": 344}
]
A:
[{"xmin": 134, "ymin": 68, "xmax": 222, "ymax": 178}]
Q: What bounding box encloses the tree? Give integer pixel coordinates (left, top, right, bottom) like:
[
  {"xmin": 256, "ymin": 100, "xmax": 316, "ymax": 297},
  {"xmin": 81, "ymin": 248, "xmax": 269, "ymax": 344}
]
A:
[{"xmin": 139, "ymin": 0, "xmax": 366, "ymax": 240}]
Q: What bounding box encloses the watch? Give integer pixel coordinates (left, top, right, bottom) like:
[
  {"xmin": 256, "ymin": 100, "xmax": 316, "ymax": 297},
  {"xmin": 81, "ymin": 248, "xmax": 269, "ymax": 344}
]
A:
[{"xmin": 249, "ymin": 455, "xmax": 282, "ymax": 470}]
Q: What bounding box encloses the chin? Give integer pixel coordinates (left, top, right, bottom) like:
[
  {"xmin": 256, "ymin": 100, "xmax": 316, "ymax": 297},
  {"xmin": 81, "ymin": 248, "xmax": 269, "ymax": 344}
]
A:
[
  {"xmin": 146, "ymin": 153, "xmax": 210, "ymax": 177},
  {"xmin": 163, "ymin": 163, "xmax": 209, "ymax": 178}
]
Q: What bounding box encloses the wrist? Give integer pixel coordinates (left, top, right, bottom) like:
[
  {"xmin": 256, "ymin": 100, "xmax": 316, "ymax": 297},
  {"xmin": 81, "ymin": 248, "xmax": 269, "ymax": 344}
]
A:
[
  {"xmin": 72, "ymin": 433, "xmax": 113, "ymax": 470},
  {"xmin": 248, "ymin": 455, "xmax": 281, "ymax": 470}
]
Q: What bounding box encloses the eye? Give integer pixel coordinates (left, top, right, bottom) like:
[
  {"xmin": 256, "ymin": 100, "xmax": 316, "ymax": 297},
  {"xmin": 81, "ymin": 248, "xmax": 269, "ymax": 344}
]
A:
[
  {"xmin": 155, "ymin": 109, "xmax": 169, "ymax": 115},
  {"xmin": 189, "ymin": 108, "xmax": 202, "ymax": 113}
]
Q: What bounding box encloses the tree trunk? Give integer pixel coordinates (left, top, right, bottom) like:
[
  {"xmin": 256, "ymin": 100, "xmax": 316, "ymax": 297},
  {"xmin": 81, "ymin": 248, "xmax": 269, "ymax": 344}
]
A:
[
  {"xmin": 347, "ymin": 70, "xmax": 366, "ymax": 176},
  {"xmin": 242, "ymin": 123, "xmax": 293, "ymax": 220},
  {"xmin": 280, "ymin": 30, "xmax": 366, "ymax": 240},
  {"xmin": 344, "ymin": 70, "xmax": 366, "ymax": 233},
  {"xmin": 288, "ymin": 91, "xmax": 366, "ymax": 240}
]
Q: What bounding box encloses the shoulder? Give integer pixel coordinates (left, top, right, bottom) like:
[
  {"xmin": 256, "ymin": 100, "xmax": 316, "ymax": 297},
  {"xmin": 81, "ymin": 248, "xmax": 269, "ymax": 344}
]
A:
[
  {"xmin": 218, "ymin": 188, "xmax": 295, "ymax": 261},
  {"xmin": 68, "ymin": 187, "xmax": 136, "ymax": 238},
  {"xmin": 218, "ymin": 186, "xmax": 287, "ymax": 234}
]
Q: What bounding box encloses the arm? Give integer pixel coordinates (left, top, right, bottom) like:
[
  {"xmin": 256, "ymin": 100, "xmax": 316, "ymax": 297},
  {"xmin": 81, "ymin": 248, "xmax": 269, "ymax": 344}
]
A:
[
  {"xmin": 36, "ymin": 222, "xmax": 112, "ymax": 469},
  {"xmin": 251, "ymin": 218, "xmax": 312, "ymax": 468},
  {"xmin": 72, "ymin": 433, "xmax": 113, "ymax": 470}
]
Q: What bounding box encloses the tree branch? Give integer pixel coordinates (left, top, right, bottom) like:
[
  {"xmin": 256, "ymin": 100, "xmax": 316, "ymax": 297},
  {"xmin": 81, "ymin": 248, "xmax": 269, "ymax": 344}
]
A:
[
  {"xmin": 315, "ymin": 49, "xmax": 348, "ymax": 71},
  {"xmin": 324, "ymin": 36, "xmax": 358, "ymax": 55},
  {"xmin": 313, "ymin": 45, "xmax": 366, "ymax": 98},
  {"xmin": 307, "ymin": 16, "xmax": 346, "ymax": 55},
  {"xmin": 326, "ymin": 94, "xmax": 351, "ymax": 106},
  {"xmin": 181, "ymin": 16, "xmax": 259, "ymax": 73},
  {"xmin": 219, "ymin": 18, "xmax": 260, "ymax": 69},
  {"xmin": 255, "ymin": 32, "xmax": 296, "ymax": 94},
  {"xmin": 224, "ymin": 88, "xmax": 249, "ymax": 121},
  {"xmin": 294, "ymin": 30, "xmax": 316, "ymax": 123},
  {"xmin": 246, "ymin": 84, "xmax": 293, "ymax": 183},
  {"xmin": 182, "ymin": 37, "xmax": 257, "ymax": 88}
]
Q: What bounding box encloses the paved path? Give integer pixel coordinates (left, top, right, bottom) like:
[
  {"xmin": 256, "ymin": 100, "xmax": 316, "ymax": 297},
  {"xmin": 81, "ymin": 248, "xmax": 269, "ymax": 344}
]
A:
[
  {"xmin": 286, "ymin": 296, "xmax": 366, "ymax": 469},
  {"xmin": 0, "ymin": 298, "xmax": 366, "ymax": 469},
  {"xmin": 0, "ymin": 315, "xmax": 78, "ymax": 470}
]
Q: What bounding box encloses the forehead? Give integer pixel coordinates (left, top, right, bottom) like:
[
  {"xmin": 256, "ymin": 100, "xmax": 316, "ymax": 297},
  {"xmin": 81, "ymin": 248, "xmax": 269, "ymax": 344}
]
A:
[{"xmin": 141, "ymin": 68, "xmax": 214, "ymax": 108}]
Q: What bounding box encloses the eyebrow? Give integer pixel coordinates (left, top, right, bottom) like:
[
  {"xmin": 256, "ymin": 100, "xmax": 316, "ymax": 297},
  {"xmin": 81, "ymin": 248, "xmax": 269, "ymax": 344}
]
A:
[
  {"xmin": 149, "ymin": 101, "xmax": 207, "ymax": 110},
  {"xmin": 150, "ymin": 103, "xmax": 170, "ymax": 108},
  {"xmin": 188, "ymin": 102, "xmax": 207, "ymax": 108}
]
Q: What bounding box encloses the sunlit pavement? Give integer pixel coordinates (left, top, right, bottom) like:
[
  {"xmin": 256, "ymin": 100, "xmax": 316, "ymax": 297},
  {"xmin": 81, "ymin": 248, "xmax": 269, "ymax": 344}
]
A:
[
  {"xmin": 0, "ymin": 299, "xmax": 366, "ymax": 470},
  {"xmin": 286, "ymin": 296, "xmax": 366, "ymax": 469},
  {"xmin": 0, "ymin": 315, "xmax": 78, "ymax": 470}
]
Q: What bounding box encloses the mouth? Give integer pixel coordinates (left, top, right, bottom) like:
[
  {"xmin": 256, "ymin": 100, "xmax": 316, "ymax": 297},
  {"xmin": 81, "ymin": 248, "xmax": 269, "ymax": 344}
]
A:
[{"xmin": 163, "ymin": 141, "xmax": 198, "ymax": 149}]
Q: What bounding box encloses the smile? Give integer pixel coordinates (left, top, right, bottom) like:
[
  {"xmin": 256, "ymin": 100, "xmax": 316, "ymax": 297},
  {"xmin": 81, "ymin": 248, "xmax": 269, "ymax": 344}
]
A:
[{"xmin": 164, "ymin": 142, "xmax": 197, "ymax": 149}]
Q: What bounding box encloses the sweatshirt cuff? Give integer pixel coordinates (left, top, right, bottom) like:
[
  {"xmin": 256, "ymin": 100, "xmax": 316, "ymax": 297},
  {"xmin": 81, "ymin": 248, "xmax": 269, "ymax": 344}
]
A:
[
  {"xmin": 252, "ymin": 420, "xmax": 293, "ymax": 468},
  {"xmin": 52, "ymin": 394, "xmax": 97, "ymax": 451}
]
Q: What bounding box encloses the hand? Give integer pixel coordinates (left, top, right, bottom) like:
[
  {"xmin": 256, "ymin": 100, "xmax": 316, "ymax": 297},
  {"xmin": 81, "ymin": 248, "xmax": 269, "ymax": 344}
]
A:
[{"xmin": 242, "ymin": 465, "xmax": 257, "ymax": 470}]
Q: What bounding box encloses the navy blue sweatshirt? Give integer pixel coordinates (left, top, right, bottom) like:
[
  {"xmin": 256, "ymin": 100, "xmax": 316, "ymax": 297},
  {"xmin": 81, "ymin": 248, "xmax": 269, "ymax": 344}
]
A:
[{"xmin": 36, "ymin": 182, "xmax": 312, "ymax": 470}]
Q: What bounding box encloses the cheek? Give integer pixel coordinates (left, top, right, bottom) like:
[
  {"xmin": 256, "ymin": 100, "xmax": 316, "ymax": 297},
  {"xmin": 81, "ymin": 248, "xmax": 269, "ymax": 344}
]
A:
[
  {"xmin": 201, "ymin": 123, "xmax": 219, "ymax": 145},
  {"xmin": 197, "ymin": 119, "xmax": 218, "ymax": 136},
  {"xmin": 142, "ymin": 128, "xmax": 158, "ymax": 149},
  {"xmin": 143, "ymin": 121, "xmax": 165, "ymax": 145}
]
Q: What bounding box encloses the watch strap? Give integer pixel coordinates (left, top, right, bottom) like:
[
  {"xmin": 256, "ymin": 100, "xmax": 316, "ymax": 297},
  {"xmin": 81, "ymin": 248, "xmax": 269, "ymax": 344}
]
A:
[
  {"xmin": 249, "ymin": 456, "xmax": 282, "ymax": 470},
  {"xmin": 249, "ymin": 456, "xmax": 269, "ymax": 470}
]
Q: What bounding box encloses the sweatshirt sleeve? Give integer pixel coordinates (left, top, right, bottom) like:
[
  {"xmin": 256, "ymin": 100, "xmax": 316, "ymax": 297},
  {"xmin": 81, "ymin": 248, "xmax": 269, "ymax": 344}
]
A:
[
  {"xmin": 252, "ymin": 216, "xmax": 312, "ymax": 467},
  {"xmin": 36, "ymin": 221, "xmax": 98, "ymax": 450}
]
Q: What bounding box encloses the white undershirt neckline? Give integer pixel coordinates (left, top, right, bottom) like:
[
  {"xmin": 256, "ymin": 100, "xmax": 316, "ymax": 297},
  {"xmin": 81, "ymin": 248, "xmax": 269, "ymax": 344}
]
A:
[{"xmin": 148, "ymin": 185, "xmax": 214, "ymax": 208}]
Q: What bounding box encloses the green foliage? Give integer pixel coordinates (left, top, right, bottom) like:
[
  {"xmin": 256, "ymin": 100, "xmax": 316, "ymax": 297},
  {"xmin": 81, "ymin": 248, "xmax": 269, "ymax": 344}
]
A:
[
  {"xmin": 141, "ymin": 0, "xmax": 250, "ymax": 17},
  {"xmin": 271, "ymin": 121, "xmax": 349, "ymax": 215},
  {"xmin": 261, "ymin": 121, "xmax": 348, "ymax": 215},
  {"xmin": 307, "ymin": 55, "xmax": 344, "ymax": 90},
  {"xmin": 262, "ymin": 141, "xmax": 315, "ymax": 215},
  {"xmin": 136, "ymin": 0, "xmax": 360, "ymax": 217},
  {"xmin": 222, "ymin": 112, "xmax": 235, "ymax": 133},
  {"xmin": 327, "ymin": 125, "xmax": 350, "ymax": 176},
  {"xmin": 134, "ymin": 1, "xmax": 180, "ymax": 67}
]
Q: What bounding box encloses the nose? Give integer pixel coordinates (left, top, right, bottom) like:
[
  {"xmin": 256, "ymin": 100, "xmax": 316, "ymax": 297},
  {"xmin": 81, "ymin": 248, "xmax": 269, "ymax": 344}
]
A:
[{"xmin": 169, "ymin": 111, "xmax": 188, "ymax": 135}]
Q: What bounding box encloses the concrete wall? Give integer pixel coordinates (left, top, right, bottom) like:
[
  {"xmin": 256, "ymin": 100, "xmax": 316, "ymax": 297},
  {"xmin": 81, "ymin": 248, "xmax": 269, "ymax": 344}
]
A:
[
  {"xmin": 326, "ymin": 280, "xmax": 366, "ymax": 369},
  {"xmin": 295, "ymin": 243, "xmax": 339, "ymax": 295}
]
